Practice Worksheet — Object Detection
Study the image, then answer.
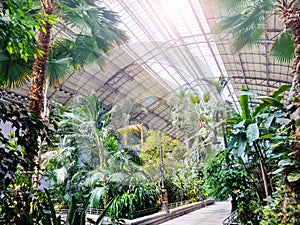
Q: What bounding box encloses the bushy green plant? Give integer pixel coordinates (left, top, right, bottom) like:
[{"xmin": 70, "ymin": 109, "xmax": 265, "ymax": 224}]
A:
[
  {"xmin": 0, "ymin": 100, "xmax": 56, "ymax": 224},
  {"xmin": 108, "ymin": 184, "xmax": 159, "ymax": 220},
  {"xmin": 261, "ymin": 183, "xmax": 300, "ymax": 225},
  {"xmin": 205, "ymin": 84, "xmax": 300, "ymax": 224}
]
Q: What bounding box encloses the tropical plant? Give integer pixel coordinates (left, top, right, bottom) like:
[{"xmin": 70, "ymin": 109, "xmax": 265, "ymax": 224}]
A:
[
  {"xmin": 169, "ymin": 87, "xmax": 222, "ymax": 160},
  {"xmin": 0, "ymin": 0, "xmax": 127, "ymax": 115},
  {"xmin": 44, "ymin": 93, "xmax": 154, "ymax": 222},
  {"xmin": 0, "ymin": 99, "xmax": 56, "ymax": 224},
  {"xmin": 206, "ymin": 84, "xmax": 300, "ymax": 223},
  {"xmin": 110, "ymin": 97, "xmax": 148, "ymax": 148},
  {"xmin": 205, "ymin": 150, "xmax": 251, "ymax": 212},
  {"xmin": 84, "ymin": 135, "xmax": 152, "ymax": 219},
  {"xmin": 261, "ymin": 183, "xmax": 300, "ymax": 225},
  {"xmin": 43, "ymin": 93, "xmax": 112, "ymax": 207},
  {"xmin": 211, "ymin": 0, "xmax": 300, "ymax": 193},
  {"xmin": 141, "ymin": 130, "xmax": 186, "ymax": 182},
  {"xmin": 59, "ymin": 93, "xmax": 111, "ymax": 168},
  {"xmin": 108, "ymin": 184, "xmax": 159, "ymax": 221}
]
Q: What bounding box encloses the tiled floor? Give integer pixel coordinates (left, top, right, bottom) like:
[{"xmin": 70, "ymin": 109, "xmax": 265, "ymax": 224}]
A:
[{"xmin": 160, "ymin": 201, "xmax": 231, "ymax": 225}]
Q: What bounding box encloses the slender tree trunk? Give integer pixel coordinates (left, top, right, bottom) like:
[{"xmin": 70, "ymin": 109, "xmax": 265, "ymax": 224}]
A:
[
  {"xmin": 29, "ymin": 0, "xmax": 53, "ymax": 115},
  {"xmin": 253, "ymin": 141, "xmax": 270, "ymax": 198},
  {"xmin": 29, "ymin": 0, "xmax": 54, "ymax": 188},
  {"xmin": 140, "ymin": 123, "xmax": 144, "ymax": 145},
  {"xmin": 259, "ymin": 159, "xmax": 269, "ymax": 197}
]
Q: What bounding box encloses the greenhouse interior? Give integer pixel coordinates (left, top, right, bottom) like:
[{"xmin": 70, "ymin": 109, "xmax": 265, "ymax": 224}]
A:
[{"xmin": 1, "ymin": 0, "xmax": 300, "ymax": 224}]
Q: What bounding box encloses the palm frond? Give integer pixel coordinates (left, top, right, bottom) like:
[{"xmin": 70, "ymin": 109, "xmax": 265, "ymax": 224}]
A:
[
  {"xmin": 210, "ymin": 0, "xmax": 256, "ymax": 14},
  {"xmin": 84, "ymin": 170, "xmax": 105, "ymax": 187},
  {"xmin": 213, "ymin": 14, "xmax": 245, "ymax": 34},
  {"xmin": 117, "ymin": 124, "xmax": 143, "ymax": 135},
  {"xmin": 109, "ymin": 172, "xmax": 128, "ymax": 183},
  {"xmin": 270, "ymin": 29, "xmax": 295, "ymax": 64},
  {"xmin": 0, "ymin": 51, "xmax": 33, "ymax": 89},
  {"xmin": 231, "ymin": 27, "xmax": 264, "ymax": 53},
  {"xmin": 89, "ymin": 186, "xmax": 106, "ymax": 205},
  {"xmin": 46, "ymin": 57, "xmax": 72, "ymax": 85},
  {"xmin": 214, "ymin": 0, "xmax": 275, "ymax": 52},
  {"xmin": 60, "ymin": 0, "xmax": 128, "ymax": 46}
]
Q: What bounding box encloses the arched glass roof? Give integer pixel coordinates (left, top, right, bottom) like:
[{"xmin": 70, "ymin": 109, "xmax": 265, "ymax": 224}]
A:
[{"xmin": 2, "ymin": 0, "xmax": 292, "ymax": 140}]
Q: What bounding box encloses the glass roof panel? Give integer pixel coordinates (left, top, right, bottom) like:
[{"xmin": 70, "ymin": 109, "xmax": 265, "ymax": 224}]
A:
[{"xmin": 2, "ymin": 0, "xmax": 294, "ymax": 140}]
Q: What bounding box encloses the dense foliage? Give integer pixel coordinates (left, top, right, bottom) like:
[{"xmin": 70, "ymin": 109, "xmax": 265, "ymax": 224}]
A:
[
  {"xmin": 205, "ymin": 85, "xmax": 300, "ymax": 224},
  {"xmin": 0, "ymin": 99, "xmax": 56, "ymax": 224},
  {"xmin": 43, "ymin": 94, "xmax": 160, "ymax": 222}
]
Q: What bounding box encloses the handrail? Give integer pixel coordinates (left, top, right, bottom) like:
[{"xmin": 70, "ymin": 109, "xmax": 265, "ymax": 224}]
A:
[
  {"xmin": 56, "ymin": 199, "xmax": 196, "ymax": 216},
  {"xmin": 223, "ymin": 210, "xmax": 241, "ymax": 225},
  {"xmin": 168, "ymin": 199, "xmax": 193, "ymax": 209}
]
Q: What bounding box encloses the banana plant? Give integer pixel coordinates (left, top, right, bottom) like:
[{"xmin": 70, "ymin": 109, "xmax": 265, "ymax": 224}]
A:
[{"xmin": 226, "ymin": 84, "xmax": 292, "ymax": 199}]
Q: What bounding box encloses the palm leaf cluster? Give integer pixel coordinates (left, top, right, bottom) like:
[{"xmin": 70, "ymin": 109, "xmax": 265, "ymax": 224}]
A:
[
  {"xmin": 110, "ymin": 98, "xmax": 148, "ymax": 147},
  {"xmin": 212, "ymin": 0, "xmax": 295, "ymax": 63},
  {"xmin": 0, "ymin": 0, "xmax": 128, "ymax": 88},
  {"xmin": 44, "ymin": 93, "xmax": 151, "ymax": 214}
]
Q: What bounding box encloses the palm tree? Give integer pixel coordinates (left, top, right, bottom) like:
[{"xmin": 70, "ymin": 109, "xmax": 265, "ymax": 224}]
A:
[
  {"xmin": 211, "ymin": 0, "xmax": 300, "ymax": 190},
  {"xmin": 170, "ymin": 88, "xmax": 217, "ymax": 159},
  {"xmin": 110, "ymin": 98, "xmax": 148, "ymax": 148},
  {"xmin": 0, "ymin": 0, "xmax": 127, "ymax": 115},
  {"xmin": 59, "ymin": 92, "xmax": 111, "ymax": 168},
  {"xmin": 1, "ymin": 0, "xmax": 127, "ymax": 187},
  {"xmin": 48, "ymin": 93, "xmax": 114, "ymax": 205}
]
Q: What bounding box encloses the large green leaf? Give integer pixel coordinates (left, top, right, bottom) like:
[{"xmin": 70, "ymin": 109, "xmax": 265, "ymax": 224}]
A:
[
  {"xmin": 90, "ymin": 187, "xmax": 106, "ymax": 206},
  {"xmin": 271, "ymin": 167, "xmax": 285, "ymax": 175},
  {"xmin": 271, "ymin": 84, "xmax": 292, "ymax": 98},
  {"xmin": 237, "ymin": 138, "xmax": 247, "ymax": 157},
  {"xmin": 95, "ymin": 198, "xmax": 114, "ymax": 225},
  {"xmin": 67, "ymin": 196, "xmax": 77, "ymax": 225},
  {"xmin": 252, "ymin": 102, "xmax": 269, "ymax": 118},
  {"xmin": 278, "ymin": 159, "xmax": 294, "ymax": 167},
  {"xmin": 287, "ymin": 171, "xmax": 300, "ymax": 183},
  {"xmin": 255, "ymin": 96, "xmax": 284, "ymax": 109},
  {"xmin": 45, "ymin": 189, "xmax": 61, "ymax": 225},
  {"xmin": 246, "ymin": 123, "xmax": 259, "ymax": 143},
  {"xmin": 252, "ymin": 85, "xmax": 290, "ymax": 117},
  {"xmin": 275, "ymin": 117, "xmax": 291, "ymax": 126},
  {"xmin": 264, "ymin": 114, "xmax": 275, "ymax": 128},
  {"xmin": 240, "ymin": 85, "xmax": 251, "ymax": 123}
]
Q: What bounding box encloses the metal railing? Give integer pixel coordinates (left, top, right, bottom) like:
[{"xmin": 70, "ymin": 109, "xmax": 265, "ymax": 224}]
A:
[
  {"xmin": 168, "ymin": 199, "xmax": 193, "ymax": 209},
  {"xmin": 223, "ymin": 210, "xmax": 241, "ymax": 225},
  {"xmin": 56, "ymin": 199, "xmax": 198, "ymax": 219}
]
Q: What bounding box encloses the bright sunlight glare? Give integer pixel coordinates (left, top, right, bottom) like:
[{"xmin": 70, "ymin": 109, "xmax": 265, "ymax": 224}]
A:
[{"xmin": 160, "ymin": 0, "xmax": 188, "ymax": 17}]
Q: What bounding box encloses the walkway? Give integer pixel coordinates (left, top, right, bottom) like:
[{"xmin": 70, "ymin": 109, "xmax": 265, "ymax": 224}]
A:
[{"xmin": 160, "ymin": 201, "xmax": 231, "ymax": 225}]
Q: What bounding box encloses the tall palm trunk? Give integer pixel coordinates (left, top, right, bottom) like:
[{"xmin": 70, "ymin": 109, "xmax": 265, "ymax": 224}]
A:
[
  {"xmin": 29, "ymin": 0, "xmax": 53, "ymax": 115},
  {"xmin": 281, "ymin": 4, "xmax": 300, "ymax": 187},
  {"xmin": 29, "ymin": 0, "xmax": 54, "ymax": 188}
]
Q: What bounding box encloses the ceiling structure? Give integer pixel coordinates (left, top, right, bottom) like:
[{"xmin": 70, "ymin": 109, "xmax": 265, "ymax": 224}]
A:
[{"xmin": 1, "ymin": 0, "xmax": 294, "ymax": 140}]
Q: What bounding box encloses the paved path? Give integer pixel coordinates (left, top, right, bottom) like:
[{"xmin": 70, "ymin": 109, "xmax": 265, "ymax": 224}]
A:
[{"xmin": 160, "ymin": 201, "xmax": 231, "ymax": 225}]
